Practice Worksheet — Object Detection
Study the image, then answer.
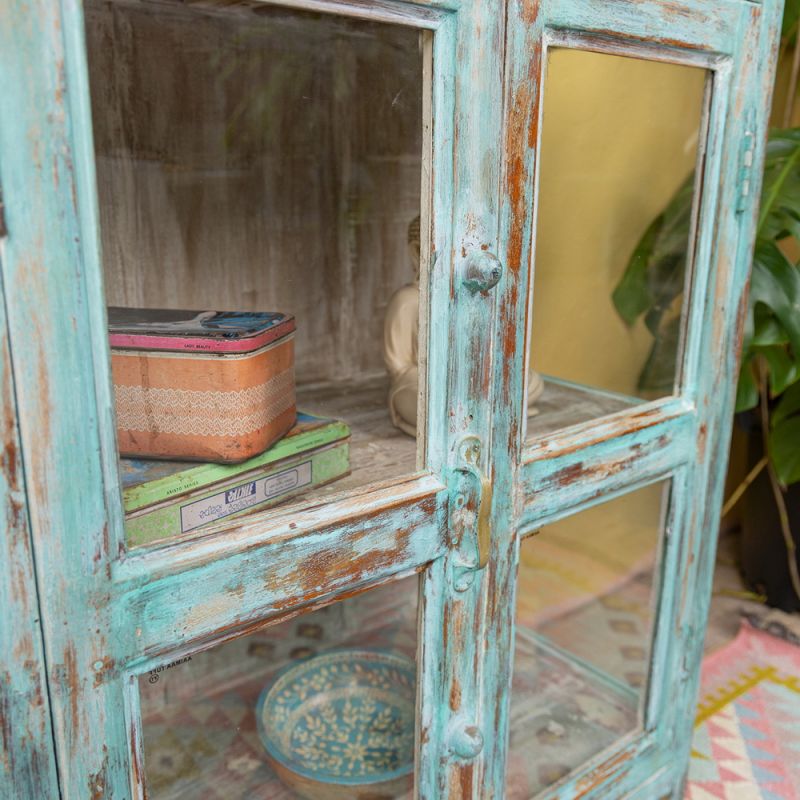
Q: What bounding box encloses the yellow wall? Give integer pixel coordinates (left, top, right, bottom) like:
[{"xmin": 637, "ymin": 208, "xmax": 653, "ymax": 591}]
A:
[
  {"xmin": 522, "ymin": 52, "xmax": 706, "ymax": 600},
  {"xmin": 530, "ymin": 49, "xmax": 707, "ymax": 397}
]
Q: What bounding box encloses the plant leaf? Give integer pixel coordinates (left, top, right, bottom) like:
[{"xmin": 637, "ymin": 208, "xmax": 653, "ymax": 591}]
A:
[
  {"xmin": 736, "ymin": 358, "xmax": 759, "ymax": 412},
  {"xmin": 637, "ymin": 314, "xmax": 681, "ymax": 394},
  {"xmin": 613, "ymin": 173, "xmax": 695, "ymax": 328},
  {"xmin": 773, "ymin": 379, "xmax": 800, "ymax": 427},
  {"xmin": 613, "ymin": 214, "xmax": 663, "ymax": 326},
  {"xmin": 758, "ymin": 133, "xmax": 800, "ymax": 237},
  {"xmin": 755, "ymin": 345, "xmax": 800, "ymax": 395},
  {"xmin": 749, "ymin": 240, "xmax": 800, "ymax": 357},
  {"xmin": 770, "ymin": 417, "xmax": 800, "ymax": 485},
  {"xmin": 782, "ymin": 0, "xmax": 800, "ymax": 39},
  {"xmin": 751, "ymin": 307, "xmax": 789, "ymax": 346}
]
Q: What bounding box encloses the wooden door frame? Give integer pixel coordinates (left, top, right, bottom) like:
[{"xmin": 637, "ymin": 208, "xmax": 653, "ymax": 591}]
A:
[
  {"xmin": 488, "ymin": 0, "xmax": 784, "ymax": 797},
  {"xmin": 0, "ymin": 0, "xmax": 509, "ymax": 797}
]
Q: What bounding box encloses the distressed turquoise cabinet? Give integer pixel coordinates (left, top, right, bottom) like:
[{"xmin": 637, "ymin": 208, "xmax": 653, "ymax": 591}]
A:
[{"xmin": 0, "ymin": 0, "xmax": 782, "ymax": 797}]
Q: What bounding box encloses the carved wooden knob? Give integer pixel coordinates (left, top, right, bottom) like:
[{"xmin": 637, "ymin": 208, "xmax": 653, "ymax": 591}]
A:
[
  {"xmin": 463, "ymin": 251, "xmax": 503, "ymax": 293},
  {"xmin": 447, "ymin": 718, "xmax": 485, "ymax": 760}
]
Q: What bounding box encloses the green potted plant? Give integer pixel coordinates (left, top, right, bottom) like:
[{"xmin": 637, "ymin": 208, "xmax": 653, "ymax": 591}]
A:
[{"xmin": 612, "ymin": 1, "xmax": 800, "ymax": 610}]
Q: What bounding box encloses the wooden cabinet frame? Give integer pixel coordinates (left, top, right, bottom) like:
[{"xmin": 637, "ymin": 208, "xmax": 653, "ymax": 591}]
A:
[
  {"xmin": 0, "ymin": 0, "xmax": 782, "ymax": 797},
  {"xmin": 490, "ymin": 1, "xmax": 783, "ymax": 797}
]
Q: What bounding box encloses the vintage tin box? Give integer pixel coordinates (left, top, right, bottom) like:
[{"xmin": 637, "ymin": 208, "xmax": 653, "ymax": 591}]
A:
[
  {"xmin": 109, "ymin": 308, "xmax": 296, "ymax": 462},
  {"xmin": 121, "ymin": 412, "xmax": 350, "ymax": 547}
]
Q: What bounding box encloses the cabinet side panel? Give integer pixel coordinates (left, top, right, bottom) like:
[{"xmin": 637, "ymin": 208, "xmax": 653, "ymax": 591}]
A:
[
  {"xmin": 0, "ymin": 270, "xmax": 60, "ymax": 800},
  {"xmin": 0, "ymin": 1, "xmax": 131, "ymax": 796},
  {"xmin": 659, "ymin": 2, "xmax": 785, "ymax": 794}
]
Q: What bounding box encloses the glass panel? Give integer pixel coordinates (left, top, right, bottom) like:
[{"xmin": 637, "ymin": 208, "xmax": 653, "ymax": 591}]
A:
[
  {"xmin": 84, "ymin": 1, "xmax": 429, "ymax": 546},
  {"xmin": 508, "ymin": 482, "xmax": 669, "ymax": 796},
  {"xmin": 139, "ymin": 576, "xmax": 418, "ymax": 798},
  {"xmin": 525, "ymin": 49, "xmax": 708, "ymax": 441}
]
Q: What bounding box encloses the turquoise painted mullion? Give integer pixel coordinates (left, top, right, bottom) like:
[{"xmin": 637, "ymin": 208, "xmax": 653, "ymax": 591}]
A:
[
  {"xmin": 0, "ymin": 267, "xmax": 60, "ymax": 800},
  {"xmin": 523, "ymin": 397, "xmax": 695, "ymax": 462},
  {"xmin": 0, "ymin": 0, "xmax": 131, "ymax": 795},
  {"xmin": 478, "ymin": 0, "xmax": 547, "ymax": 795},
  {"xmin": 417, "ymin": 0, "xmax": 507, "ymax": 795},
  {"xmin": 60, "ymin": 0, "xmax": 127, "ymax": 548},
  {"xmin": 544, "ymin": 0, "xmax": 739, "ymax": 54},
  {"xmin": 261, "ymin": 0, "xmax": 461, "ymax": 21},
  {"xmin": 113, "ymin": 499, "xmax": 447, "ymax": 667},
  {"xmin": 679, "ymin": 62, "xmax": 734, "ymax": 406},
  {"xmin": 517, "ymin": 410, "xmax": 695, "ymax": 534},
  {"xmin": 416, "ymin": 10, "xmax": 459, "ymax": 798},
  {"xmin": 642, "ymin": 464, "xmax": 692, "ymax": 733},
  {"xmin": 659, "ymin": 2, "xmax": 784, "ymax": 794},
  {"xmin": 0, "ymin": 0, "xmax": 129, "ymax": 798},
  {"xmin": 538, "ymin": 734, "xmax": 657, "ymax": 799}
]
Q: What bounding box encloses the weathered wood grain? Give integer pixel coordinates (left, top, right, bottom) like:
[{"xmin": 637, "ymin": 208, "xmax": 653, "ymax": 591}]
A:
[
  {"xmin": 0, "ymin": 272, "xmax": 60, "ymax": 800},
  {"xmin": 657, "ymin": 1, "xmax": 786, "ymax": 796},
  {"xmin": 86, "ymin": 0, "xmax": 424, "ymax": 386},
  {"xmin": 0, "ymin": 0, "xmax": 784, "ymax": 796},
  {"xmin": 0, "ymin": 0, "xmax": 131, "ymax": 794},
  {"xmin": 498, "ymin": 0, "xmax": 783, "ymax": 797},
  {"xmin": 526, "ymin": 379, "xmax": 638, "ymax": 440},
  {"xmin": 415, "ymin": 0, "xmax": 509, "ymax": 795},
  {"xmin": 546, "ymin": 0, "xmax": 739, "ymax": 54},
  {"xmin": 113, "ymin": 475, "xmax": 446, "ymax": 663},
  {"xmin": 518, "ymin": 411, "xmax": 694, "ymax": 535}
]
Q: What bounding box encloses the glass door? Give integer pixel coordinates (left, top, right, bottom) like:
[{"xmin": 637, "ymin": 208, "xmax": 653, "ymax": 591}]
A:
[
  {"xmin": 493, "ymin": 0, "xmax": 784, "ymax": 797},
  {"xmin": 0, "ymin": 0, "xmax": 506, "ymax": 797}
]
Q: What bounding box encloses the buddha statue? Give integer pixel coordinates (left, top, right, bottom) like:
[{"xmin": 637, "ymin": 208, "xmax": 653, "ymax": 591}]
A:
[
  {"xmin": 383, "ymin": 217, "xmax": 421, "ymax": 438},
  {"xmin": 383, "ymin": 216, "xmax": 545, "ymax": 437}
]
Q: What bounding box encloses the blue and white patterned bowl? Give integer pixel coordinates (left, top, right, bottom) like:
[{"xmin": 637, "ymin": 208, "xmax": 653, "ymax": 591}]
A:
[{"xmin": 256, "ymin": 649, "xmax": 416, "ymax": 800}]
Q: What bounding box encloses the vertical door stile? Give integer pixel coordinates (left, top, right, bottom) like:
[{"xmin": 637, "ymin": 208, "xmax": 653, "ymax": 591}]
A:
[
  {"xmin": 660, "ymin": 3, "xmax": 785, "ymax": 794},
  {"xmin": 417, "ymin": 1, "xmax": 507, "ymax": 797},
  {"xmin": 0, "ymin": 0, "xmax": 130, "ymax": 796},
  {"xmin": 0, "ymin": 271, "xmax": 60, "ymax": 799},
  {"xmin": 498, "ymin": 0, "xmax": 786, "ymax": 797},
  {"xmin": 482, "ymin": 0, "xmax": 545, "ymax": 795}
]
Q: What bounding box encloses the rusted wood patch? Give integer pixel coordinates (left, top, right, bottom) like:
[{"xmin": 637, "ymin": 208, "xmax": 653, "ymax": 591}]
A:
[{"xmin": 523, "ymin": 398, "xmax": 692, "ymax": 464}]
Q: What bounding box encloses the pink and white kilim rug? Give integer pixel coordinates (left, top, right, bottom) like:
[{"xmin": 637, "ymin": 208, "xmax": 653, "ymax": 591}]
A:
[{"xmin": 686, "ymin": 622, "xmax": 800, "ymax": 800}]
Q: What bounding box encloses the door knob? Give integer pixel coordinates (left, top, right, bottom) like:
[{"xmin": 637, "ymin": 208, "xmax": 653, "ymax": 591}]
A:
[{"xmin": 463, "ymin": 251, "xmax": 503, "ymax": 293}]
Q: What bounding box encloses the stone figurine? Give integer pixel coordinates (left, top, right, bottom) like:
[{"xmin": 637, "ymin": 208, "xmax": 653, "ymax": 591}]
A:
[
  {"xmin": 383, "ymin": 217, "xmax": 421, "ymax": 437},
  {"xmin": 383, "ymin": 217, "xmax": 545, "ymax": 437}
]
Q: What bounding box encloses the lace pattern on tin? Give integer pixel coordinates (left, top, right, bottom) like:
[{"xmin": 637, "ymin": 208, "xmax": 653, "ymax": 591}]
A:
[{"xmin": 115, "ymin": 369, "xmax": 295, "ymax": 437}]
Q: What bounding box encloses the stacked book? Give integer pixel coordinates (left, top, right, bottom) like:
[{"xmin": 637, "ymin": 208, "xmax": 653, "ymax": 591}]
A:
[{"xmin": 121, "ymin": 412, "xmax": 350, "ymax": 547}]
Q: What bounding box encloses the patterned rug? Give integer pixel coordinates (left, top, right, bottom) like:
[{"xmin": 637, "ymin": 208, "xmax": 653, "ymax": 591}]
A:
[{"xmin": 686, "ymin": 622, "xmax": 800, "ymax": 800}]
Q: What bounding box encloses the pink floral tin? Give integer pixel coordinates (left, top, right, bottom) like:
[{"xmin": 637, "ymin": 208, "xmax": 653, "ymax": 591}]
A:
[{"xmin": 109, "ymin": 308, "xmax": 296, "ymax": 463}]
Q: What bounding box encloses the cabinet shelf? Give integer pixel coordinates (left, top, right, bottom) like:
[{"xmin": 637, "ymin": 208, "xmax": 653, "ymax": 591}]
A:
[
  {"xmin": 120, "ymin": 375, "xmax": 420, "ymax": 549},
  {"xmin": 295, "ymin": 375, "xmax": 419, "ymax": 498},
  {"xmin": 527, "ymin": 378, "xmax": 638, "ymax": 442}
]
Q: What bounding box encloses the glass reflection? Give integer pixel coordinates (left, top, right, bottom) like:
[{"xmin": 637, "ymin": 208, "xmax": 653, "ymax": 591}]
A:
[
  {"xmin": 139, "ymin": 577, "xmax": 418, "ymax": 799},
  {"xmin": 508, "ymin": 482, "xmax": 669, "ymax": 796},
  {"xmin": 84, "ymin": 0, "xmax": 430, "ymax": 547},
  {"xmin": 526, "ymin": 49, "xmax": 708, "ymax": 440}
]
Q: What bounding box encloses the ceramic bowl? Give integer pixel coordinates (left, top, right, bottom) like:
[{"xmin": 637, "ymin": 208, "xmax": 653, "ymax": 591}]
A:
[{"xmin": 256, "ymin": 649, "xmax": 416, "ymax": 800}]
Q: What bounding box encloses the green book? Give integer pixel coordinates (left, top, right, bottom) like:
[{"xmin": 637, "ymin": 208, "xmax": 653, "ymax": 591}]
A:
[{"xmin": 121, "ymin": 412, "xmax": 350, "ymax": 547}]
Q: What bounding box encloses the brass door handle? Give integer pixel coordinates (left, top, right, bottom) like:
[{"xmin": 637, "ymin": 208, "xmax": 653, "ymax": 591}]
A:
[{"xmin": 454, "ymin": 436, "xmax": 492, "ymax": 579}]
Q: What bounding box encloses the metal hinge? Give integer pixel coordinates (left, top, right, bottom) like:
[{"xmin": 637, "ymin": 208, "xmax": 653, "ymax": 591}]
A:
[{"xmin": 736, "ymin": 129, "xmax": 756, "ymax": 214}]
